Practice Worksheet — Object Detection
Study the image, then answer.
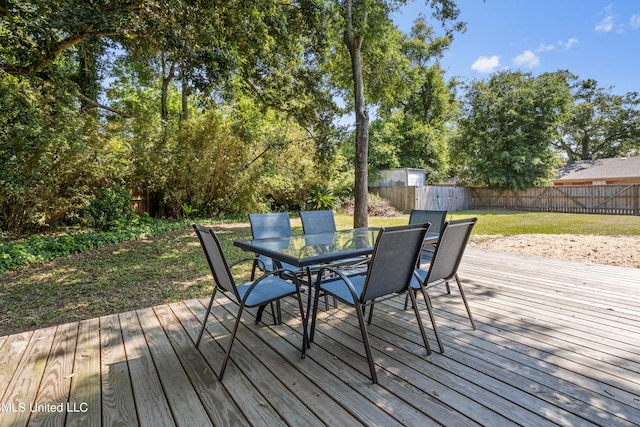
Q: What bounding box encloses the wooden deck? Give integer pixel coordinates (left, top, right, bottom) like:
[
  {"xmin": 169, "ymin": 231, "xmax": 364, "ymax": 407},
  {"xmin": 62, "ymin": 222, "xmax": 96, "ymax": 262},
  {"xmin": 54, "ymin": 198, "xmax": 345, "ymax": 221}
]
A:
[{"xmin": 1, "ymin": 248, "xmax": 639, "ymax": 426}]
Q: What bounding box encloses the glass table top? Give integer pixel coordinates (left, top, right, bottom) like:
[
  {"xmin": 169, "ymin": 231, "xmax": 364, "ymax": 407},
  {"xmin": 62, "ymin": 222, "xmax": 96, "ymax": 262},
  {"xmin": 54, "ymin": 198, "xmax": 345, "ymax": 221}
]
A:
[
  {"xmin": 235, "ymin": 227, "xmax": 439, "ymax": 267},
  {"xmin": 234, "ymin": 228, "xmax": 379, "ymax": 267}
]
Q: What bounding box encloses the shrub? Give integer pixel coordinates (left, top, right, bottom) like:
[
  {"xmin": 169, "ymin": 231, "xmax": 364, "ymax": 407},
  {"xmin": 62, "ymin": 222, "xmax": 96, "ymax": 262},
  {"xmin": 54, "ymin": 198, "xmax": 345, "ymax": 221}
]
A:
[
  {"xmin": 306, "ymin": 185, "xmax": 339, "ymax": 210},
  {"xmin": 87, "ymin": 185, "xmax": 133, "ymax": 231}
]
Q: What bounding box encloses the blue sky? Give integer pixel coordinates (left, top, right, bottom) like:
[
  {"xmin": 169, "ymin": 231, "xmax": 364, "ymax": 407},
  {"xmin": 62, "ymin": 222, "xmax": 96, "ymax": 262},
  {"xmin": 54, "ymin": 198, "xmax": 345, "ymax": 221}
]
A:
[{"xmin": 394, "ymin": 1, "xmax": 640, "ymax": 94}]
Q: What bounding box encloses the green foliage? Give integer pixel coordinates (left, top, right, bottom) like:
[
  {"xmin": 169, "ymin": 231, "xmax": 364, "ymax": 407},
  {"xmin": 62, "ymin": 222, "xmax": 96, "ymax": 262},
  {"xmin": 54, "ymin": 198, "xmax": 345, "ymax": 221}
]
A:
[
  {"xmin": 306, "ymin": 185, "xmax": 339, "ymax": 210},
  {"xmin": 369, "ymin": 109, "xmax": 449, "ymax": 184},
  {"xmin": 181, "ymin": 203, "xmax": 198, "ymax": 219},
  {"xmin": 87, "ymin": 185, "xmax": 134, "ymax": 231},
  {"xmin": 0, "ymin": 217, "xmax": 191, "ymax": 274},
  {"xmin": 452, "ymin": 70, "xmax": 569, "ymax": 189},
  {"xmin": 554, "ymin": 76, "xmax": 640, "ymax": 160},
  {"xmin": 0, "ymin": 71, "xmax": 102, "ymax": 236}
]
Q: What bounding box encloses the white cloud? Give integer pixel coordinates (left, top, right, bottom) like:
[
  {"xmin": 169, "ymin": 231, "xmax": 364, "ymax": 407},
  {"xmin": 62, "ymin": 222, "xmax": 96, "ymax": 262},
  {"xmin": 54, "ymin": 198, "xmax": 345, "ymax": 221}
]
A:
[
  {"xmin": 537, "ymin": 38, "xmax": 578, "ymax": 53},
  {"xmin": 471, "ymin": 55, "xmax": 501, "ymax": 73},
  {"xmin": 537, "ymin": 43, "xmax": 556, "ymax": 52},
  {"xmin": 513, "ymin": 50, "xmax": 540, "ymax": 68},
  {"xmin": 631, "ymin": 15, "xmax": 640, "ymax": 29},
  {"xmin": 595, "ymin": 15, "xmax": 615, "ymax": 32},
  {"xmin": 560, "ymin": 38, "xmax": 579, "ymax": 50}
]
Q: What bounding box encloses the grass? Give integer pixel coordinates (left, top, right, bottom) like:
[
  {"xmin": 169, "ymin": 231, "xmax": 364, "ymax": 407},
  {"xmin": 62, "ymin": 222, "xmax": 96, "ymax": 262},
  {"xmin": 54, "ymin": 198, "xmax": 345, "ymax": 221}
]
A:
[{"xmin": 2, "ymin": 209, "xmax": 639, "ymax": 336}]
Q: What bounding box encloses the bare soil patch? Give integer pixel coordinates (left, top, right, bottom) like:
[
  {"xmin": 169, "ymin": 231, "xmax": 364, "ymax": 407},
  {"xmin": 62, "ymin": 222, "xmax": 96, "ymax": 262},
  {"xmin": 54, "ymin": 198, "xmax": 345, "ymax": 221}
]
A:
[{"xmin": 469, "ymin": 234, "xmax": 640, "ymax": 268}]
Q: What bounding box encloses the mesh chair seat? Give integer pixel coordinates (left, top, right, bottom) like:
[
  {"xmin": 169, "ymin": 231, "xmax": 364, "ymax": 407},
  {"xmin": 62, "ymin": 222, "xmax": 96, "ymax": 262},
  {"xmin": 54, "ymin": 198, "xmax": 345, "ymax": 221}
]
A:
[
  {"xmin": 235, "ymin": 276, "xmax": 301, "ymax": 307},
  {"xmin": 316, "ymin": 274, "xmax": 366, "ymax": 305}
]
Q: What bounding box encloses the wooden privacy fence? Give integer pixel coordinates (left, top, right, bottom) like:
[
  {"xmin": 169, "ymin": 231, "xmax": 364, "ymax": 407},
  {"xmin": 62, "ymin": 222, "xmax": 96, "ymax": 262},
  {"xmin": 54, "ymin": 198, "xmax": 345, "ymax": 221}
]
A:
[
  {"xmin": 471, "ymin": 184, "xmax": 640, "ymax": 215},
  {"xmin": 371, "ymin": 184, "xmax": 640, "ymax": 215},
  {"xmin": 370, "ymin": 186, "xmax": 471, "ymax": 212}
]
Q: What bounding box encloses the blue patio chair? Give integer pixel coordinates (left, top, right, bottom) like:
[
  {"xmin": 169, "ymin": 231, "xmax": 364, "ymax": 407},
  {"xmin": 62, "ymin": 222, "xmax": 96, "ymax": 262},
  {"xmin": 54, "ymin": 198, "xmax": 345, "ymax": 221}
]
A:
[
  {"xmin": 300, "ymin": 209, "xmax": 368, "ymax": 270},
  {"xmin": 407, "ymin": 218, "xmax": 478, "ymax": 353},
  {"xmin": 249, "ymin": 213, "xmax": 295, "ymax": 274},
  {"xmin": 192, "ymin": 223, "xmax": 304, "ymax": 380},
  {"xmin": 309, "ymin": 223, "xmax": 435, "ymax": 384},
  {"xmin": 300, "ymin": 210, "xmax": 337, "ymax": 234},
  {"xmin": 409, "ymin": 209, "xmax": 447, "ymax": 263}
]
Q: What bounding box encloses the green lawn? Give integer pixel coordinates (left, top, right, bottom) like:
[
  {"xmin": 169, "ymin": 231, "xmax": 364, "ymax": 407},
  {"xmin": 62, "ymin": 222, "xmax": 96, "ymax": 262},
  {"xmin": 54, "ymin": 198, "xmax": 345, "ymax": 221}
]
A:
[
  {"xmin": 2, "ymin": 209, "xmax": 639, "ymax": 335},
  {"xmin": 335, "ymin": 210, "xmax": 640, "ymax": 235}
]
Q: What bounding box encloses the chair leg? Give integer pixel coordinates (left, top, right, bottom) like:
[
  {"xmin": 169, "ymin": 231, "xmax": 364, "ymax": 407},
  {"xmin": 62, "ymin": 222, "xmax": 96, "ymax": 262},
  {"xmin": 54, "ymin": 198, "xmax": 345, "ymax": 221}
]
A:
[
  {"xmin": 255, "ymin": 304, "xmax": 266, "ymax": 324},
  {"xmin": 309, "ymin": 285, "xmax": 322, "ymax": 344},
  {"xmin": 403, "ymin": 289, "xmax": 417, "ymax": 311},
  {"xmin": 293, "ymin": 284, "xmax": 306, "ymax": 355},
  {"xmin": 218, "ymin": 305, "xmax": 245, "ymax": 380},
  {"xmin": 417, "ymin": 286, "xmax": 443, "ymax": 353},
  {"xmin": 275, "ymin": 300, "xmax": 282, "ymax": 324},
  {"xmin": 196, "ymin": 287, "xmax": 218, "ymax": 346},
  {"xmin": 408, "ymin": 289, "xmax": 432, "ymax": 355},
  {"xmin": 250, "ymin": 259, "xmax": 259, "ymax": 281},
  {"xmin": 454, "ymin": 274, "xmax": 476, "ymax": 330},
  {"xmin": 354, "ymin": 301, "xmax": 377, "ymax": 384},
  {"xmin": 366, "ymin": 300, "xmax": 375, "ymax": 325}
]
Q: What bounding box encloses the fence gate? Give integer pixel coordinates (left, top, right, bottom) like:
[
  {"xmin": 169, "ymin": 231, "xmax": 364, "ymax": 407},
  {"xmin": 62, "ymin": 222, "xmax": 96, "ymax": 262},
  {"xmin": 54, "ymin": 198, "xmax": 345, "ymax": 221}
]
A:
[{"xmin": 470, "ymin": 184, "xmax": 639, "ymax": 215}]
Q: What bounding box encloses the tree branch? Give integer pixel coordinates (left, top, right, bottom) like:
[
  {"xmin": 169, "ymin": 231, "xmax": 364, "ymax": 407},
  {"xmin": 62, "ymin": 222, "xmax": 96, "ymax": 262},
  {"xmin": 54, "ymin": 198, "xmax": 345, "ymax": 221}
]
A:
[{"xmin": 77, "ymin": 92, "xmax": 133, "ymax": 118}]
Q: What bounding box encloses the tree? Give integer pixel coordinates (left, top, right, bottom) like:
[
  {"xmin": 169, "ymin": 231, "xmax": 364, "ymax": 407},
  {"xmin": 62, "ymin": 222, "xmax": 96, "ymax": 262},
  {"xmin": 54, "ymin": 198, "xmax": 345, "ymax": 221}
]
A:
[
  {"xmin": 452, "ymin": 70, "xmax": 571, "ymax": 189},
  {"xmin": 329, "ymin": 0, "xmax": 463, "ymax": 227},
  {"xmin": 369, "ymin": 18, "xmax": 459, "ymax": 183},
  {"xmin": 1, "ymin": 0, "xmax": 340, "ymax": 230},
  {"xmin": 555, "ymin": 77, "xmax": 640, "ymax": 160}
]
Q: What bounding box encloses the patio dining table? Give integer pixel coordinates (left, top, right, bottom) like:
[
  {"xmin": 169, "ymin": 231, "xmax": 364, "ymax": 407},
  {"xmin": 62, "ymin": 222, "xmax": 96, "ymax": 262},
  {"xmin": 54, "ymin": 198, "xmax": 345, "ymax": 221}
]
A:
[{"xmin": 234, "ymin": 227, "xmax": 439, "ymax": 357}]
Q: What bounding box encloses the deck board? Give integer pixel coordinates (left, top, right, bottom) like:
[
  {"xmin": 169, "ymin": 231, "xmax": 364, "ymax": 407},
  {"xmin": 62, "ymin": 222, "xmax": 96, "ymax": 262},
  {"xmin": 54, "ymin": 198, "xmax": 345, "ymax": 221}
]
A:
[
  {"xmin": 1, "ymin": 247, "xmax": 639, "ymax": 426},
  {"xmin": 100, "ymin": 313, "xmax": 137, "ymax": 427},
  {"xmin": 29, "ymin": 322, "xmax": 77, "ymax": 427}
]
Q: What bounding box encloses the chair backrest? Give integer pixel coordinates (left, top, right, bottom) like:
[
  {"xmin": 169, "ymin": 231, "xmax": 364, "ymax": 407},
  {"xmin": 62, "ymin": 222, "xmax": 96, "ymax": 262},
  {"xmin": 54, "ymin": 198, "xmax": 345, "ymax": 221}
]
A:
[
  {"xmin": 192, "ymin": 223, "xmax": 238, "ymax": 298},
  {"xmin": 361, "ymin": 224, "xmax": 430, "ymax": 302},
  {"xmin": 300, "ymin": 210, "xmax": 336, "ymax": 234},
  {"xmin": 426, "ymin": 218, "xmax": 477, "ymax": 284},
  {"xmin": 249, "ymin": 213, "xmax": 292, "ymax": 239},
  {"xmin": 409, "ymin": 209, "xmax": 447, "ymax": 235}
]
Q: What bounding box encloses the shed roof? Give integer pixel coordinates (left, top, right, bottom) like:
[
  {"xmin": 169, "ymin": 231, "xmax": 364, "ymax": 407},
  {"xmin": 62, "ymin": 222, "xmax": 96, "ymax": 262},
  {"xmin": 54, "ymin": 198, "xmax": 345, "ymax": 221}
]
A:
[{"xmin": 554, "ymin": 156, "xmax": 640, "ymax": 181}]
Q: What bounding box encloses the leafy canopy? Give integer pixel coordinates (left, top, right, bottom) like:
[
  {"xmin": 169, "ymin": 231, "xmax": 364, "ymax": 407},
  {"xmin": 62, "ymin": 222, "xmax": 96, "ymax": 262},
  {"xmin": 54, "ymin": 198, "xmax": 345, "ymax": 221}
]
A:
[
  {"xmin": 554, "ymin": 76, "xmax": 640, "ymax": 160},
  {"xmin": 452, "ymin": 70, "xmax": 571, "ymax": 189}
]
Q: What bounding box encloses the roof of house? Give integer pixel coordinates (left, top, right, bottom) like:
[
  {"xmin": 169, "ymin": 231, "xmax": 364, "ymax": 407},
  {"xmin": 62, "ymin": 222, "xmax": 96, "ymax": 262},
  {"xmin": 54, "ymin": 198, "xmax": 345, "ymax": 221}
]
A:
[{"xmin": 554, "ymin": 156, "xmax": 640, "ymax": 181}]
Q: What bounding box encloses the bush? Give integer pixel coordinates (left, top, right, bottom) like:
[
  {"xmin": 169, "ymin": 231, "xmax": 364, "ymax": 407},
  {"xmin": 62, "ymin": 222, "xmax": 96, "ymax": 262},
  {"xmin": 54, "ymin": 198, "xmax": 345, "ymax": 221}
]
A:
[
  {"xmin": 87, "ymin": 185, "xmax": 133, "ymax": 231},
  {"xmin": 306, "ymin": 185, "xmax": 339, "ymax": 210}
]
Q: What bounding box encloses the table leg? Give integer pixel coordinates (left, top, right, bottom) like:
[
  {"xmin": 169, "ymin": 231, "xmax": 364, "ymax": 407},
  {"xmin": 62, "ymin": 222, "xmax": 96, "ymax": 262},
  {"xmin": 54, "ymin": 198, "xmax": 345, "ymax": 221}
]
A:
[{"xmin": 301, "ymin": 266, "xmax": 314, "ymax": 358}]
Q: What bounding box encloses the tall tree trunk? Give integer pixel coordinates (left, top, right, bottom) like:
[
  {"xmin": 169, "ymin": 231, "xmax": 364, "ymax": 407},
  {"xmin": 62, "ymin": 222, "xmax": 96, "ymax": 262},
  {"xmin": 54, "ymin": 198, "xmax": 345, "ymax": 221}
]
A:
[
  {"xmin": 181, "ymin": 65, "xmax": 189, "ymax": 121},
  {"xmin": 161, "ymin": 52, "xmax": 176, "ymax": 123},
  {"xmin": 581, "ymin": 131, "xmax": 590, "ymax": 160},
  {"xmin": 344, "ymin": 0, "xmax": 369, "ymax": 228}
]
